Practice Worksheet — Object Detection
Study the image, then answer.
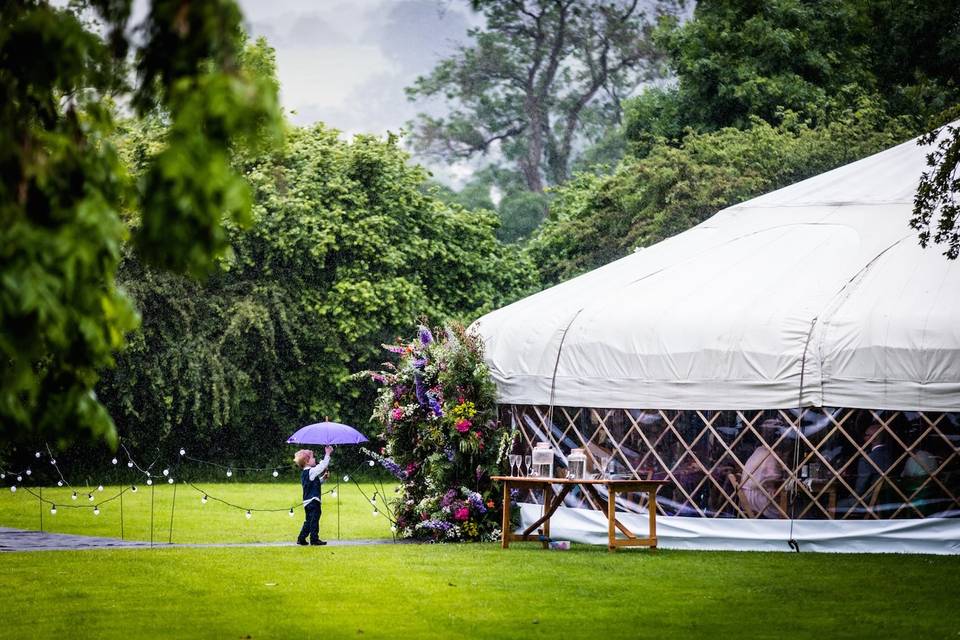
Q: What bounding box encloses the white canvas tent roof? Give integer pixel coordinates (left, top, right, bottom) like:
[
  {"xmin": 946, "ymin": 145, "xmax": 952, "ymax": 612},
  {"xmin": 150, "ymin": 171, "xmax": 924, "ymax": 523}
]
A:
[{"xmin": 473, "ymin": 130, "xmax": 960, "ymax": 412}]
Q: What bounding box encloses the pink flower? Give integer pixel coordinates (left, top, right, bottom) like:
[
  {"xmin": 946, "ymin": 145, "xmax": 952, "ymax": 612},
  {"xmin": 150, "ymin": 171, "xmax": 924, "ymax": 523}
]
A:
[
  {"xmin": 454, "ymin": 507, "xmax": 470, "ymax": 521},
  {"xmin": 455, "ymin": 419, "xmax": 471, "ymax": 433},
  {"xmin": 391, "ymin": 407, "xmax": 404, "ymax": 420}
]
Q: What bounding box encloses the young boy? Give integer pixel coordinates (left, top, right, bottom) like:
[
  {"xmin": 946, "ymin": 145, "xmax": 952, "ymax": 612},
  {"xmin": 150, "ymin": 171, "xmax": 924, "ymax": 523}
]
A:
[{"xmin": 294, "ymin": 446, "xmax": 333, "ymax": 546}]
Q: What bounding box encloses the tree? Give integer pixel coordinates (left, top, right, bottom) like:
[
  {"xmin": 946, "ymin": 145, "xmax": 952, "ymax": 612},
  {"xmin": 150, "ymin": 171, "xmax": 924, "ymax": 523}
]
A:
[
  {"xmin": 0, "ymin": 1, "xmax": 281, "ymax": 446},
  {"xmin": 911, "ymin": 119, "xmax": 960, "ymax": 258},
  {"xmin": 526, "ymin": 106, "xmax": 914, "ymax": 284},
  {"xmin": 406, "ymin": 0, "xmax": 679, "ymax": 194},
  {"xmin": 96, "ymin": 122, "xmax": 540, "ymax": 464},
  {"xmin": 629, "ymin": 0, "xmax": 960, "ymax": 143}
]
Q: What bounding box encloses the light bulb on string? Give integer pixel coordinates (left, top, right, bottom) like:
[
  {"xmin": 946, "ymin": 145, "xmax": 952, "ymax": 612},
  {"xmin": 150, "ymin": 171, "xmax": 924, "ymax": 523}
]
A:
[
  {"xmin": 167, "ymin": 478, "xmax": 174, "ymax": 484},
  {"xmin": 226, "ymin": 469, "xmax": 233, "ymax": 478},
  {"xmin": 162, "ymin": 468, "xmax": 169, "ymax": 477},
  {"xmin": 71, "ymin": 491, "xmax": 77, "ymax": 500},
  {"xmin": 130, "ymin": 485, "xmax": 138, "ymax": 493},
  {"xmin": 390, "ymin": 526, "xmax": 397, "ymax": 532},
  {"xmin": 368, "ymin": 460, "xmax": 375, "ymax": 467},
  {"xmin": 201, "ymin": 495, "xmax": 208, "ymax": 504},
  {"xmin": 342, "ymin": 475, "xmax": 350, "ymax": 482},
  {"xmin": 25, "ymin": 469, "xmax": 31, "ymax": 476},
  {"xmin": 0, "ymin": 473, "xmax": 5, "ymax": 480},
  {"xmin": 97, "ymin": 485, "xmax": 104, "ymax": 492},
  {"xmin": 87, "ymin": 493, "xmax": 94, "ymax": 501},
  {"xmin": 127, "ymin": 461, "xmax": 133, "ymax": 468},
  {"xmin": 245, "ymin": 510, "xmax": 252, "ymax": 520},
  {"xmin": 57, "ymin": 481, "xmax": 63, "ymax": 487},
  {"xmin": 288, "ymin": 508, "xmax": 294, "ymax": 517},
  {"xmin": 111, "ymin": 457, "xmax": 118, "ymax": 465},
  {"xmin": 50, "ymin": 459, "xmax": 56, "ymax": 465},
  {"xmin": 16, "ymin": 475, "xmax": 22, "ymax": 482},
  {"xmin": 93, "ymin": 506, "xmax": 100, "ymax": 516},
  {"xmin": 179, "ymin": 448, "xmax": 186, "ymax": 456},
  {"xmin": 35, "ymin": 451, "xmax": 41, "ymax": 458},
  {"xmin": 50, "ymin": 505, "xmax": 57, "ymax": 515},
  {"xmin": 372, "ymin": 510, "xmax": 379, "ymax": 517},
  {"xmin": 330, "ymin": 490, "xmax": 337, "ymax": 498},
  {"xmin": 370, "ymin": 497, "xmax": 377, "ymax": 505},
  {"xmin": 272, "ymin": 470, "xmax": 279, "ymax": 478},
  {"xmin": 146, "ymin": 479, "xmax": 153, "ymax": 486},
  {"xmin": 9, "ymin": 486, "xmax": 16, "ymax": 493}
]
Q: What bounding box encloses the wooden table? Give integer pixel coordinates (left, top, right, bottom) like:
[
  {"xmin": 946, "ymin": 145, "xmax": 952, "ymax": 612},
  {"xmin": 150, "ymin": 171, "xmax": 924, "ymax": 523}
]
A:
[{"xmin": 492, "ymin": 476, "xmax": 670, "ymax": 552}]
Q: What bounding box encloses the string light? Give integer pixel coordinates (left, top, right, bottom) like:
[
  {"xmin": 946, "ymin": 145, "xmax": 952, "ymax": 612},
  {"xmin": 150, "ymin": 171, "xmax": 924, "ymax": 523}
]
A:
[
  {"xmin": 50, "ymin": 505, "xmax": 57, "ymax": 515},
  {"xmin": 343, "ymin": 475, "xmax": 350, "ymax": 482},
  {"xmin": 245, "ymin": 510, "xmax": 252, "ymax": 519},
  {"xmin": 288, "ymin": 508, "xmax": 294, "ymax": 517},
  {"xmin": 390, "ymin": 526, "xmax": 397, "ymax": 532},
  {"xmin": 16, "ymin": 475, "xmax": 22, "ymax": 482},
  {"xmin": 272, "ymin": 470, "xmax": 279, "ymax": 478},
  {"xmin": 202, "ymin": 495, "xmax": 208, "ymax": 504},
  {"xmin": 87, "ymin": 493, "xmax": 94, "ymax": 501},
  {"xmin": 50, "ymin": 459, "xmax": 56, "ymax": 465},
  {"xmin": 25, "ymin": 469, "xmax": 31, "ymax": 476},
  {"xmin": 370, "ymin": 497, "xmax": 377, "ymax": 504},
  {"xmin": 35, "ymin": 452, "xmax": 41, "ymax": 458},
  {"xmin": 372, "ymin": 510, "xmax": 379, "ymax": 517},
  {"xmin": 97, "ymin": 485, "xmax": 104, "ymax": 492},
  {"xmin": 131, "ymin": 485, "xmax": 138, "ymax": 493},
  {"xmin": 146, "ymin": 479, "xmax": 153, "ymax": 486},
  {"xmin": 331, "ymin": 490, "xmax": 337, "ymax": 497},
  {"xmin": 167, "ymin": 478, "xmax": 174, "ymax": 484},
  {"xmin": 368, "ymin": 460, "xmax": 375, "ymax": 467},
  {"xmin": 111, "ymin": 457, "xmax": 118, "ymax": 465},
  {"xmin": 127, "ymin": 461, "xmax": 133, "ymax": 468},
  {"xmin": 93, "ymin": 506, "xmax": 100, "ymax": 516},
  {"xmin": 0, "ymin": 473, "xmax": 4, "ymax": 480},
  {"xmin": 71, "ymin": 491, "xmax": 77, "ymax": 500},
  {"xmin": 57, "ymin": 481, "xmax": 63, "ymax": 487},
  {"xmin": 162, "ymin": 468, "xmax": 169, "ymax": 476},
  {"xmin": 9, "ymin": 486, "xmax": 16, "ymax": 493},
  {"xmin": 226, "ymin": 469, "xmax": 233, "ymax": 478},
  {"xmin": 179, "ymin": 448, "xmax": 186, "ymax": 456}
]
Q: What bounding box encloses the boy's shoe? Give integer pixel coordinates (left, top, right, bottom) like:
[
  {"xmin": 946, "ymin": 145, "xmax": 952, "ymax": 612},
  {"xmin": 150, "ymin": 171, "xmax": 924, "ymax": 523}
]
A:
[
  {"xmin": 310, "ymin": 539, "xmax": 327, "ymax": 546},
  {"xmin": 296, "ymin": 539, "xmax": 309, "ymax": 546}
]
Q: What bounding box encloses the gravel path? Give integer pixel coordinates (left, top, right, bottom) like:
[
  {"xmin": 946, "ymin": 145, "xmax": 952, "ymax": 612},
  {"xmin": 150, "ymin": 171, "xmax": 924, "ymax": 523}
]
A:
[{"xmin": 0, "ymin": 527, "xmax": 402, "ymax": 552}]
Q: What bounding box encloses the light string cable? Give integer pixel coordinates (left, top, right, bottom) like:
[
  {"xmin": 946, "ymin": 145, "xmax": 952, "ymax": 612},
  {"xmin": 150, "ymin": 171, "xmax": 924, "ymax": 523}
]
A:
[
  {"xmin": 184, "ymin": 457, "xmax": 371, "ymax": 518},
  {"xmin": 178, "ymin": 452, "xmax": 288, "ymax": 477},
  {"xmin": 347, "ymin": 456, "xmax": 397, "ymax": 526}
]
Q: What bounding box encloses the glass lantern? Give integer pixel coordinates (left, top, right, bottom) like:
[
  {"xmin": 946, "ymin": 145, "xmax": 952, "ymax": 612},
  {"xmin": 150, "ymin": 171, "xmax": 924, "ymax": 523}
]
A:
[
  {"xmin": 567, "ymin": 448, "xmax": 587, "ymax": 479},
  {"xmin": 531, "ymin": 442, "xmax": 554, "ymax": 478}
]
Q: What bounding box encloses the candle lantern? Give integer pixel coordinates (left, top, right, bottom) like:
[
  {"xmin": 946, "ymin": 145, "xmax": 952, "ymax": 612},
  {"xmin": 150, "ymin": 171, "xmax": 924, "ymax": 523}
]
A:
[
  {"xmin": 531, "ymin": 442, "xmax": 554, "ymax": 478},
  {"xmin": 567, "ymin": 448, "xmax": 588, "ymax": 479}
]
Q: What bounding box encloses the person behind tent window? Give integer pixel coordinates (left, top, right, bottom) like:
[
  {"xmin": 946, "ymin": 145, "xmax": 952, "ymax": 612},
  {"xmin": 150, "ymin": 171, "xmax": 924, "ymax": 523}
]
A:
[
  {"xmin": 855, "ymin": 423, "xmax": 892, "ymax": 498},
  {"xmin": 740, "ymin": 418, "xmax": 788, "ymax": 518},
  {"xmin": 294, "ymin": 446, "xmax": 333, "ymax": 546}
]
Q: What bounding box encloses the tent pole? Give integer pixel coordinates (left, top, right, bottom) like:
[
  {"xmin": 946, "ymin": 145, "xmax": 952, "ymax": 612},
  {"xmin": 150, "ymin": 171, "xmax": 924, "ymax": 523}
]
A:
[{"xmin": 336, "ymin": 476, "xmax": 341, "ymax": 540}]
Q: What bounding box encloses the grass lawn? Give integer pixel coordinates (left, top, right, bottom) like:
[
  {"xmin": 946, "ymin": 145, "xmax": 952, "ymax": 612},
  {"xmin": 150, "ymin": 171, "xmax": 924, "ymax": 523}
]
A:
[
  {"xmin": 0, "ymin": 544, "xmax": 958, "ymax": 639},
  {"xmin": 0, "ymin": 482, "xmax": 396, "ymax": 542},
  {"xmin": 2, "ymin": 484, "xmax": 958, "ymax": 639}
]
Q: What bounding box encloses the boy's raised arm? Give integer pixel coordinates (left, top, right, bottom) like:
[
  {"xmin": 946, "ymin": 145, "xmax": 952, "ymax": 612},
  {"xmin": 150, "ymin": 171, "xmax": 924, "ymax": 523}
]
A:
[{"xmin": 308, "ymin": 447, "xmax": 333, "ymax": 481}]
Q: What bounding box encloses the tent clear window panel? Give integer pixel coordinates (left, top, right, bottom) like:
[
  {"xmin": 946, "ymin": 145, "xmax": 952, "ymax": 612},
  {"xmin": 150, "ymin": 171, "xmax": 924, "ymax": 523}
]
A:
[{"xmin": 504, "ymin": 406, "xmax": 960, "ymax": 520}]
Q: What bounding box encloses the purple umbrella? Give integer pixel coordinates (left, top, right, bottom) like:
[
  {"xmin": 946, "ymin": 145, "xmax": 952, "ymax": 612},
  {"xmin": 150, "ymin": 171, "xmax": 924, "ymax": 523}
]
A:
[{"xmin": 286, "ymin": 421, "xmax": 369, "ymax": 446}]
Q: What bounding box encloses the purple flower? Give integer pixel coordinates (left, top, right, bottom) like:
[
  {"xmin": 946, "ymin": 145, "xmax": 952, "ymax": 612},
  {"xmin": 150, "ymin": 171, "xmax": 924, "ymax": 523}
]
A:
[
  {"xmin": 444, "ymin": 446, "xmax": 455, "ymax": 462},
  {"xmin": 414, "ymin": 374, "xmax": 427, "ymax": 405},
  {"xmin": 383, "ymin": 344, "xmax": 406, "ymax": 354},
  {"xmin": 418, "ymin": 326, "xmax": 434, "ymax": 345},
  {"xmin": 466, "ymin": 491, "xmax": 487, "ymax": 514},
  {"xmin": 413, "ymin": 358, "xmax": 427, "ymax": 369},
  {"xmin": 440, "ymin": 489, "xmax": 458, "ymax": 507},
  {"xmin": 428, "ymin": 397, "xmax": 443, "ymax": 417}
]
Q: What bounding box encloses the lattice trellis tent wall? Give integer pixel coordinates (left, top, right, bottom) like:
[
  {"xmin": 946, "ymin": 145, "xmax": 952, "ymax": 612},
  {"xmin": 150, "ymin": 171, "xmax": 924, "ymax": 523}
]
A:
[
  {"xmin": 474, "ymin": 128, "xmax": 960, "ymax": 552},
  {"xmin": 506, "ymin": 406, "xmax": 959, "ymax": 521}
]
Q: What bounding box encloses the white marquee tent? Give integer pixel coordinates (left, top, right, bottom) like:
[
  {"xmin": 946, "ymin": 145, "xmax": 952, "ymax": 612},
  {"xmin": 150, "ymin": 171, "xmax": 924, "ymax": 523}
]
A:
[{"xmin": 473, "ymin": 128, "xmax": 960, "ymax": 553}]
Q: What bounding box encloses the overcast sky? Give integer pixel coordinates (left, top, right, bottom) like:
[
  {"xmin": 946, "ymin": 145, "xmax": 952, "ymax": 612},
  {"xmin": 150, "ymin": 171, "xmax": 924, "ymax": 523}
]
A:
[{"xmin": 240, "ymin": 0, "xmax": 478, "ymax": 136}]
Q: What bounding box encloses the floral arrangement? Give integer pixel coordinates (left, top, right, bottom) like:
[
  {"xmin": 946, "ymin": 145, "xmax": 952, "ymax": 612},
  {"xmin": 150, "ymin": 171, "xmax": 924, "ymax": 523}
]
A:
[{"xmin": 362, "ymin": 323, "xmax": 512, "ymax": 542}]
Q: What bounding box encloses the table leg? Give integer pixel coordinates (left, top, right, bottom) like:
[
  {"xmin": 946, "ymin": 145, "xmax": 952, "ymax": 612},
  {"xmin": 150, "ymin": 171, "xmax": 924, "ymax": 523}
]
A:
[
  {"xmin": 608, "ymin": 486, "xmax": 617, "ymax": 552},
  {"xmin": 501, "ymin": 480, "xmax": 511, "ymax": 549},
  {"xmin": 542, "ymin": 487, "xmax": 551, "ymax": 548},
  {"xmin": 648, "ymin": 488, "xmax": 658, "ymax": 550}
]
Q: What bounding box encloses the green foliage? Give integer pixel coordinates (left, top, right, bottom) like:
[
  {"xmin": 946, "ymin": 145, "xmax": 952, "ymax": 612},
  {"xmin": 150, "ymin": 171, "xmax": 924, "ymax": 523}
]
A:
[
  {"xmin": 365, "ymin": 324, "xmax": 511, "ymax": 542},
  {"xmin": 526, "ymin": 105, "xmax": 915, "ymax": 284},
  {"xmin": 911, "ymin": 116, "xmax": 960, "ymax": 259},
  {"xmin": 96, "ymin": 124, "xmax": 539, "ymax": 464},
  {"xmin": 626, "ymin": 0, "xmax": 960, "ymax": 145},
  {"xmin": 0, "ymin": 1, "xmax": 280, "ymax": 447}
]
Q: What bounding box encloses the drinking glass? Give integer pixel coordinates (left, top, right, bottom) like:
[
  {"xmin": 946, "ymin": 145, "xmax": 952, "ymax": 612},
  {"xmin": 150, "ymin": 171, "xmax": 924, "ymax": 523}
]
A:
[
  {"xmin": 596, "ymin": 456, "xmax": 609, "ymax": 479},
  {"xmin": 508, "ymin": 454, "xmax": 520, "ymax": 477},
  {"xmin": 524, "ymin": 455, "xmax": 532, "ymax": 477}
]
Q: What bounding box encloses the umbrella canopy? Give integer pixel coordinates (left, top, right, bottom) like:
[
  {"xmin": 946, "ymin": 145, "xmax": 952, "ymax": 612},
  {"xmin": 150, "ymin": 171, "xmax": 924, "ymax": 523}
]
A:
[{"xmin": 286, "ymin": 421, "xmax": 369, "ymax": 446}]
